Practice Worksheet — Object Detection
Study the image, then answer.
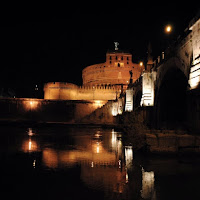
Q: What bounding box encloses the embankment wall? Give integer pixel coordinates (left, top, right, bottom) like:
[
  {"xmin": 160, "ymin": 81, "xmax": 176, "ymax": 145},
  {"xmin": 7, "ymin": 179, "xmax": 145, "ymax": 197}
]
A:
[
  {"xmin": 0, "ymin": 98, "xmax": 108, "ymax": 123},
  {"xmin": 146, "ymin": 132, "xmax": 200, "ymax": 153}
]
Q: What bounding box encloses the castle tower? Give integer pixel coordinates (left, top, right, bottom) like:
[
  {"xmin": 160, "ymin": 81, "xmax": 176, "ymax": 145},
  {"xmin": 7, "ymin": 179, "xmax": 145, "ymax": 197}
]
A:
[{"xmin": 82, "ymin": 44, "xmax": 145, "ymax": 89}]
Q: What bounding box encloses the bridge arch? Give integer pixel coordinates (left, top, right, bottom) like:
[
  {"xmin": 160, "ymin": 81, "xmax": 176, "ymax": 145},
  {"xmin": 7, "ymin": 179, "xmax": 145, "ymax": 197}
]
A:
[
  {"xmin": 156, "ymin": 57, "xmax": 189, "ymax": 91},
  {"xmin": 155, "ymin": 64, "xmax": 188, "ymax": 129}
]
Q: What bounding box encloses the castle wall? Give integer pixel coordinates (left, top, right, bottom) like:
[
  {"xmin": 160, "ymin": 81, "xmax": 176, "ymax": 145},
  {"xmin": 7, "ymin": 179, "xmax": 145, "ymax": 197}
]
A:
[
  {"xmin": 44, "ymin": 82, "xmax": 119, "ymax": 100},
  {"xmin": 0, "ymin": 98, "xmax": 108, "ymax": 123}
]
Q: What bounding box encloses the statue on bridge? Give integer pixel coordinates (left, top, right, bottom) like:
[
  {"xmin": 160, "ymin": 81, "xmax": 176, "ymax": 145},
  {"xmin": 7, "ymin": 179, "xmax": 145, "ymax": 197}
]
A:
[{"xmin": 129, "ymin": 70, "xmax": 133, "ymax": 84}]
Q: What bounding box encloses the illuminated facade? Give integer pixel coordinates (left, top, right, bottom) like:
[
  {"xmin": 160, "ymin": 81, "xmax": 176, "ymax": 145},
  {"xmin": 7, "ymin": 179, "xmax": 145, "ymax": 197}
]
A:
[
  {"xmin": 125, "ymin": 88, "xmax": 134, "ymax": 111},
  {"xmin": 140, "ymin": 71, "xmax": 156, "ymax": 106},
  {"xmin": 44, "ymin": 48, "xmax": 144, "ymax": 101},
  {"xmin": 82, "ymin": 50, "xmax": 144, "ymax": 88},
  {"xmin": 189, "ymin": 17, "xmax": 200, "ymax": 89},
  {"xmin": 140, "ymin": 44, "xmax": 156, "ymax": 107},
  {"xmin": 44, "ymin": 82, "xmax": 118, "ymax": 101}
]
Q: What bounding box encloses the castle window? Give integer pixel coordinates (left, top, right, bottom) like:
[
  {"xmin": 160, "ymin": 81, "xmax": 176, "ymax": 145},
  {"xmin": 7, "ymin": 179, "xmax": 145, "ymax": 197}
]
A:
[
  {"xmin": 127, "ymin": 57, "xmax": 129, "ymax": 60},
  {"xmin": 116, "ymin": 56, "xmax": 118, "ymax": 60},
  {"xmin": 110, "ymin": 61, "xmax": 112, "ymax": 64},
  {"xmin": 110, "ymin": 56, "xmax": 112, "ymax": 60},
  {"xmin": 121, "ymin": 56, "xmax": 123, "ymax": 60},
  {"xmin": 118, "ymin": 63, "xmax": 120, "ymax": 67},
  {"xmin": 127, "ymin": 62, "xmax": 129, "ymax": 64}
]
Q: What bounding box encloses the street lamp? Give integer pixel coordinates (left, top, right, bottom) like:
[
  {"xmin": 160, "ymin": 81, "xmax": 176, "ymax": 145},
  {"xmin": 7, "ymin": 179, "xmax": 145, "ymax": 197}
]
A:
[
  {"xmin": 139, "ymin": 61, "xmax": 143, "ymax": 66},
  {"xmin": 165, "ymin": 25, "xmax": 172, "ymax": 34}
]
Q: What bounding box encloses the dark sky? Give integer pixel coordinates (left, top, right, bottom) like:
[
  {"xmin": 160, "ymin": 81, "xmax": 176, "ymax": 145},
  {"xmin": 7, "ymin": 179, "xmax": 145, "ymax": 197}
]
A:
[{"xmin": 0, "ymin": 2, "xmax": 199, "ymax": 97}]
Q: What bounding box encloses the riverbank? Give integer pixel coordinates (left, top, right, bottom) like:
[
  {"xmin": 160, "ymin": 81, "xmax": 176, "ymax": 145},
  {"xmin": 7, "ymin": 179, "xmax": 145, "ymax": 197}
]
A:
[{"xmin": 146, "ymin": 130, "xmax": 200, "ymax": 155}]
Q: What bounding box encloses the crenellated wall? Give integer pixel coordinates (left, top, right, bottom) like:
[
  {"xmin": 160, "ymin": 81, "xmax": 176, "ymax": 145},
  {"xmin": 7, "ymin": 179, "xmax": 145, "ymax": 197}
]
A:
[{"xmin": 44, "ymin": 82, "xmax": 119, "ymax": 100}]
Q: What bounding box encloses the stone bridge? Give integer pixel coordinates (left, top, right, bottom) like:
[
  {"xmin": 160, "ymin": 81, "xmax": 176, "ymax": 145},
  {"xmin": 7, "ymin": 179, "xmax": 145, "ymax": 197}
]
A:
[{"xmin": 125, "ymin": 12, "xmax": 200, "ymax": 131}]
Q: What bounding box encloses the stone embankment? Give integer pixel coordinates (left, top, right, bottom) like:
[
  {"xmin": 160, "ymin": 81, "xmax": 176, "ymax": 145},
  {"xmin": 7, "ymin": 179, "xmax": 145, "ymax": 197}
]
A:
[{"xmin": 146, "ymin": 130, "xmax": 200, "ymax": 154}]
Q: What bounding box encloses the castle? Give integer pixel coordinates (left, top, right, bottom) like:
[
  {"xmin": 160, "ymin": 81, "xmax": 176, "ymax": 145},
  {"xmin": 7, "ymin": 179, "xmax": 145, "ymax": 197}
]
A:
[{"xmin": 44, "ymin": 44, "xmax": 145, "ymax": 101}]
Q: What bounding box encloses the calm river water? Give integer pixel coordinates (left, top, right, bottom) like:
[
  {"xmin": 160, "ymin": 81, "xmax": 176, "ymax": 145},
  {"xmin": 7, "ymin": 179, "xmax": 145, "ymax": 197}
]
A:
[{"xmin": 0, "ymin": 126, "xmax": 200, "ymax": 200}]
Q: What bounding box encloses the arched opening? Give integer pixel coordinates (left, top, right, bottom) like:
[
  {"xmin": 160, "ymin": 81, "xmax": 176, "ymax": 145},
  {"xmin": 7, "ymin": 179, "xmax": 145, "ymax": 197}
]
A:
[{"xmin": 156, "ymin": 68, "xmax": 188, "ymax": 129}]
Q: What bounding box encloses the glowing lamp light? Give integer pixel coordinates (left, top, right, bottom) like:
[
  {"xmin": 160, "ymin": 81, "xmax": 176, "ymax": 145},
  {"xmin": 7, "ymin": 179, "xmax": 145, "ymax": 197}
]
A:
[
  {"xmin": 22, "ymin": 138, "xmax": 38, "ymax": 152},
  {"xmin": 165, "ymin": 25, "xmax": 172, "ymax": 33},
  {"xmin": 112, "ymin": 109, "xmax": 118, "ymax": 116},
  {"xmin": 23, "ymin": 100, "xmax": 39, "ymax": 110},
  {"xmin": 139, "ymin": 61, "xmax": 143, "ymax": 66},
  {"xmin": 94, "ymin": 100, "xmax": 104, "ymax": 108}
]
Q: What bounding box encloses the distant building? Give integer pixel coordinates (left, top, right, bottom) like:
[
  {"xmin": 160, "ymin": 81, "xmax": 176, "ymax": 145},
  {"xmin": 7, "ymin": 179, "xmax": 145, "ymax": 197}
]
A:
[{"xmin": 44, "ymin": 47, "xmax": 144, "ymax": 100}]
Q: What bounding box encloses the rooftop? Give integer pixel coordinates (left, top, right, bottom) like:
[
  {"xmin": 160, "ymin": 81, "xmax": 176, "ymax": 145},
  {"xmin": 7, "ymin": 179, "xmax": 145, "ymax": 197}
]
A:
[{"xmin": 106, "ymin": 49, "xmax": 131, "ymax": 54}]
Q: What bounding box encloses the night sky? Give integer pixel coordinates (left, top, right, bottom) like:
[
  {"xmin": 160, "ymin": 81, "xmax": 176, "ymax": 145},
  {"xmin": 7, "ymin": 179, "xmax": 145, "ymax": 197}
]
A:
[{"xmin": 0, "ymin": 2, "xmax": 199, "ymax": 98}]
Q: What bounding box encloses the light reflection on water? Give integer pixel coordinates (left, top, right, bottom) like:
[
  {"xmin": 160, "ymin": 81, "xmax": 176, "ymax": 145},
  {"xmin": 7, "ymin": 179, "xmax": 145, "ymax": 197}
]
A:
[
  {"xmin": 18, "ymin": 127, "xmax": 155, "ymax": 199},
  {"xmin": 1, "ymin": 126, "xmax": 200, "ymax": 199}
]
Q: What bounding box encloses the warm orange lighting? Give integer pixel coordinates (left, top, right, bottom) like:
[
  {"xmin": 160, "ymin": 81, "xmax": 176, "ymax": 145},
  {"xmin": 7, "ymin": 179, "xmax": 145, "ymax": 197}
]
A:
[
  {"xmin": 22, "ymin": 138, "xmax": 38, "ymax": 152},
  {"xmin": 23, "ymin": 99, "xmax": 39, "ymax": 110},
  {"xmin": 33, "ymin": 159, "xmax": 36, "ymax": 168},
  {"xmin": 27, "ymin": 128, "xmax": 34, "ymax": 136},
  {"xmin": 139, "ymin": 61, "xmax": 143, "ymax": 66},
  {"xmin": 96, "ymin": 144, "xmax": 100, "ymax": 153},
  {"xmin": 29, "ymin": 139, "xmax": 32, "ymax": 150},
  {"xmin": 165, "ymin": 25, "xmax": 172, "ymax": 33},
  {"xmin": 42, "ymin": 148, "xmax": 58, "ymax": 168},
  {"xmin": 94, "ymin": 100, "xmax": 104, "ymax": 108}
]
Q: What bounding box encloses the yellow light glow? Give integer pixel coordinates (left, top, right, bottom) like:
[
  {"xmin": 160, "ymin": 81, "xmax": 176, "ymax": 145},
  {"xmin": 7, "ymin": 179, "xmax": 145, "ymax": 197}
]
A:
[
  {"xmin": 94, "ymin": 100, "xmax": 104, "ymax": 108},
  {"xmin": 165, "ymin": 25, "xmax": 172, "ymax": 33},
  {"xmin": 22, "ymin": 138, "xmax": 38, "ymax": 152},
  {"xmin": 29, "ymin": 139, "xmax": 32, "ymax": 151},
  {"xmin": 24, "ymin": 100, "xmax": 39, "ymax": 110},
  {"xmin": 33, "ymin": 159, "xmax": 36, "ymax": 168},
  {"xmin": 139, "ymin": 61, "xmax": 143, "ymax": 66},
  {"xmin": 97, "ymin": 145, "xmax": 99, "ymax": 153},
  {"xmin": 112, "ymin": 109, "xmax": 118, "ymax": 116},
  {"xmin": 125, "ymin": 146, "xmax": 133, "ymax": 167},
  {"xmin": 92, "ymin": 141, "xmax": 102, "ymax": 154},
  {"xmin": 28, "ymin": 128, "xmax": 34, "ymax": 136},
  {"xmin": 141, "ymin": 168, "xmax": 155, "ymax": 199}
]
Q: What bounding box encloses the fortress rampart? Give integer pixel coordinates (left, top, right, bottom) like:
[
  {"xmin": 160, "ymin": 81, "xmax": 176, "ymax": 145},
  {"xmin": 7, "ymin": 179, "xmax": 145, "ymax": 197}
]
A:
[
  {"xmin": 44, "ymin": 82, "xmax": 119, "ymax": 100},
  {"xmin": 44, "ymin": 49, "xmax": 144, "ymax": 101}
]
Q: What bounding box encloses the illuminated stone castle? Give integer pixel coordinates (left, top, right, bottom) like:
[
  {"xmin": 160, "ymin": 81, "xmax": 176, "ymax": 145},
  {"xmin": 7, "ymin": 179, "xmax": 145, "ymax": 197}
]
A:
[{"xmin": 44, "ymin": 45, "xmax": 144, "ymax": 100}]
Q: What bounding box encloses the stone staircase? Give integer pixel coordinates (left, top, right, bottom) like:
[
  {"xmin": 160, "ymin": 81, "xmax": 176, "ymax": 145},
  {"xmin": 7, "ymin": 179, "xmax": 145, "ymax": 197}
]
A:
[{"xmin": 77, "ymin": 101, "xmax": 117, "ymax": 125}]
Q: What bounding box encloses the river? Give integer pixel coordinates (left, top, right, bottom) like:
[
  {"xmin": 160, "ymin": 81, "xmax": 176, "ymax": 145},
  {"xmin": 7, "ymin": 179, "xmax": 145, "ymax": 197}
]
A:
[{"xmin": 0, "ymin": 125, "xmax": 200, "ymax": 200}]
